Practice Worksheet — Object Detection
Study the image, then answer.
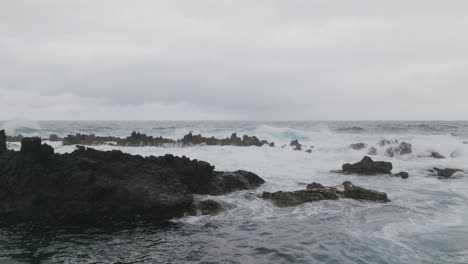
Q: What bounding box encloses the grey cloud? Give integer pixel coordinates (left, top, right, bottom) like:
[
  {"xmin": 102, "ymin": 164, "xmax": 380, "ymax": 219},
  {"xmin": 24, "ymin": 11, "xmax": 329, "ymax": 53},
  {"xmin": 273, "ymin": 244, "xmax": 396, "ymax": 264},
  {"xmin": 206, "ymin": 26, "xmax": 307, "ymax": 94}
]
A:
[{"xmin": 1, "ymin": 0, "xmax": 468, "ymax": 120}]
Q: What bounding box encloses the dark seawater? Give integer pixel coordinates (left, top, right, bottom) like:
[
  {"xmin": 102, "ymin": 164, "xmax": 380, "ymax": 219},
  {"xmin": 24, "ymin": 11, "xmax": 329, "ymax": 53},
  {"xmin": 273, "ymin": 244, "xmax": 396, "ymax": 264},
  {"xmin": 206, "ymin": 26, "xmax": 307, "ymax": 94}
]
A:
[{"xmin": 1, "ymin": 121, "xmax": 468, "ymax": 264}]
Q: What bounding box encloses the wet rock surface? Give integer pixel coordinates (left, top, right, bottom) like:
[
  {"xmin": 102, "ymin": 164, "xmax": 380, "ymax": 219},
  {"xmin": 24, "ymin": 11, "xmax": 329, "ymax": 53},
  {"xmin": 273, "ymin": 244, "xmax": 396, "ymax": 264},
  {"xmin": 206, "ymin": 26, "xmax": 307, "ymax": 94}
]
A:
[
  {"xmin": 339, "ymin": 156, "xmax": 393, "ymax": 175},
  {"xmin": 0, "ymin": 132, "xmax": 265, "ymax": 223},
  {"xmin": 342, "ymin": 181, "xmax": 390, "ymax": 202},
  {"xmin": 261, "ymin": 181, "xmax": 389, "ymax": 207}
]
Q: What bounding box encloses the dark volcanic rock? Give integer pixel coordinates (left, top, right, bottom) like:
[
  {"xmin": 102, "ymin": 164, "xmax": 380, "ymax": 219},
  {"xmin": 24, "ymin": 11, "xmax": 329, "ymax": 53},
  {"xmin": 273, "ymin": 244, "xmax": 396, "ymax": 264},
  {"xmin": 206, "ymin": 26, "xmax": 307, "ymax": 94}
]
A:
[
  {"xmin": 63, "ymin": 131, "xmax": 274, "ymax": 148},
  {"xmin": 290, "ymin": 139, "xmax": 302, "ymax": 151},
  {"xmin": 261, "ymin": 188, "xmax": 340, "ymax": 207},
  {"xmin": 432, "ymin": 167, "xmax": 464, "ymax": 178},
  {"xmin": 261, "ymin": 181, "xmax": 390, "ymax": 207},
  {"xmin": 349, "ymin": 143, "xmax": 367, "ymax": 150},
  {"xmin": 0, "ymin": 130, "xmax": 6, "ymax": 154},
  {"xmin": 0, "ymin": 137, "xmax": 265, "ymax": 223},
  {"xmin": 340, "ymin": 156, "xmax": 393, "ymax": 175},
  {"xmin": 342, "ymin": 181, "xmax": 390, "ymax": 202},
  {"xmin": 393, "ymin": 172, "xmax": 409, "ymax": 179}
]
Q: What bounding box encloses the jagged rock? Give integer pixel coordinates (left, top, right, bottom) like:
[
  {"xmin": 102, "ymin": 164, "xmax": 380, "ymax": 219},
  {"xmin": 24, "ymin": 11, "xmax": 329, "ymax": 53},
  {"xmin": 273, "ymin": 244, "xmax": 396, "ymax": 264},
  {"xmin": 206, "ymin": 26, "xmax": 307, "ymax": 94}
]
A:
[
  {"xmin": 0, "ymin": 130, "xmax": 6, "ymax": 154},
  {"xmin": 261, "ymin": 181, "xmax": 389, "ymax": 207},
  {"xmin": 349, "ymin": 143, "xmax": 367, "ymax": 150},
  {"xmin": 290, "ymin": 139, "xmax": 302, "ymax": 151},
  {"xmin": 429, "ymin": 152, "xmax": 445, "ymax": 159},
  {"xmin": 6, "ymin": 135, "xmax": 24, "ymax": 142},
  {"xmin": 342, "ymin": 181, "xmax": 390, "ymax": 202},
  {"xmin": 368, "ymin": 147, "xmax": 378, "ymax": 155},
  {"xmin": 393, "ymin": 172, "xmax": 409, "ymax": 179},
  {"xmin": 432, "ymin": 167, "xmax": 464, "ymax": 178},
  {"xmin": 340, "ymin": 156, "xmax": 392, "ymax": 175},
  {"xmin": 385, "ymin": 142, "xmax": 412, "ymax": 157},
  {"xmin": 0, "ymin": 137, "xmax": 265, "ymax": 223}
]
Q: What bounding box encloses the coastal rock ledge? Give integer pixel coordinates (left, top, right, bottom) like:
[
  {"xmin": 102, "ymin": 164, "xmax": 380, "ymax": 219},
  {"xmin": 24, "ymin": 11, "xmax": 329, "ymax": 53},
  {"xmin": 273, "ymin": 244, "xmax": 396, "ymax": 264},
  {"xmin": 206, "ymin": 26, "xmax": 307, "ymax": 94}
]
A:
[{"xmin": 0, "ymin": 131, "xmax": 265, "ymax": 223}]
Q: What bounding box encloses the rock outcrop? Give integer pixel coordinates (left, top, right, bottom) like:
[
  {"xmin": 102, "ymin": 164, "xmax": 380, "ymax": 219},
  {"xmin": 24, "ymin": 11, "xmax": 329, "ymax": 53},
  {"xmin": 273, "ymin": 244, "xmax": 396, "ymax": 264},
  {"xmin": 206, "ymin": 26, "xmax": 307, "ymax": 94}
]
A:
[
  {"xmin": 261, "ymin": 181, "xmax": 389, "ymax": 207},
  {"xmin": 339, "ymin": 156, "xmax": 393, "ymax": 175},
  {"xmin": 6, "ymin": 135, "xmax": 24, "ymax": 142},
  {"xmin": 0, "ymin": 136, "xmax": 265, "ymax": 223},
  {"xmin": 429, "ymin": 152, "xmax": 445, "ymax": 159}
]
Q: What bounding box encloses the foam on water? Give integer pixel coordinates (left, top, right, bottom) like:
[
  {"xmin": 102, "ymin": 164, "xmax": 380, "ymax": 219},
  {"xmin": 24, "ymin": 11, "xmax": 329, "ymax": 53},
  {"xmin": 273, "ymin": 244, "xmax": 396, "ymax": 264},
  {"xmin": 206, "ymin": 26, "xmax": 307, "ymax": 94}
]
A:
[{"xmin": 1, "ymin": 121, "xmax": 468, "ymax": 263}]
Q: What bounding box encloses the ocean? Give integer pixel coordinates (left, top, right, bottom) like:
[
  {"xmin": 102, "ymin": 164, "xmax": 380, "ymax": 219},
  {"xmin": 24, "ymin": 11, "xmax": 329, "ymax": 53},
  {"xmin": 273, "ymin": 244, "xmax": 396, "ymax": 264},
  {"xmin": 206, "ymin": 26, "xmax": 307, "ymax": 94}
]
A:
[{"xmin": 1, "ymin": 120, "xmax": 467, "ymax": 264}]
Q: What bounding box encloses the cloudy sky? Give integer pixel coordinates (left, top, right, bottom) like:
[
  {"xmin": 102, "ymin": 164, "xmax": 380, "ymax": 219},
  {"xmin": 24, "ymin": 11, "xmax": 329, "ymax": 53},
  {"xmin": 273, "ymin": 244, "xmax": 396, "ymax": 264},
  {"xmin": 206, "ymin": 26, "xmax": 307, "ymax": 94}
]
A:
[{"xmin": 1, "ymin": 0, "xmax": 467, "ymax": 120}]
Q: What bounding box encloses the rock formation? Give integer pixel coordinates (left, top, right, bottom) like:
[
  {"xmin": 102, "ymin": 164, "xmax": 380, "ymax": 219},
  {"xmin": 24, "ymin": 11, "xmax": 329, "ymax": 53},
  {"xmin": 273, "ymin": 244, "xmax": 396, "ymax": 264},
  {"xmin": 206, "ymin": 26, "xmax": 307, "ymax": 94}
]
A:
[
  {"xmin": 339, "ymin": 156, "xmax": 393, "ymax": 175},
  {"xmin": 0, "ymin": 133, "xmax": 265, "ymax": 223},
  {"xmin": 62, "ymin": 131, "xmax": 274, "ymax": 148},
  {"xmin": 261, "ymin": 181, "xmax": 389, "ymax": 207}
]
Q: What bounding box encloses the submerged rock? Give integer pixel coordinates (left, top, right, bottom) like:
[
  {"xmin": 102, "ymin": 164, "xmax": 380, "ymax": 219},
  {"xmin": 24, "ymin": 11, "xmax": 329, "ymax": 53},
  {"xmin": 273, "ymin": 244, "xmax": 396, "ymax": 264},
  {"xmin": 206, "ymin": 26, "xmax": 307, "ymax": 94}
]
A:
[
  {"xmin": 378, "ymin": 140, "xmax": 398, "ymax": 147},
  {"xmin": 0, "ymin": 136, "xmax": 265, "ymax": 223},
  {"xmin": 432, "ymin": 167, "xmax": 464, "ymax": 178},
  {"xmin": 290, "ymin": 139, "xmax": 302, "ymax": 151},
  {"xmin": 261, "ymin": 181, "xmax": 389, "ymax": 207},
  {"xmin": 305, "ymin": 149, "xmax": 312, "ymax": 153},
  {"xmin": 349, "ymin": 143, "xmax": 367, "ymax": 150},
  {"xmin": 339, "ymin": 156, "xmax": 393, "ymax": 175},
  {"xmin": 392, "ymin": 172, "xmax": 409, "ymax": 179},
  {"xmin": 368, "ymin": 146, "xmax": 378, "ymax": 155},
  {"xmin": 385, "ymin": 142, "xmax": 412, "ymax": 157}
]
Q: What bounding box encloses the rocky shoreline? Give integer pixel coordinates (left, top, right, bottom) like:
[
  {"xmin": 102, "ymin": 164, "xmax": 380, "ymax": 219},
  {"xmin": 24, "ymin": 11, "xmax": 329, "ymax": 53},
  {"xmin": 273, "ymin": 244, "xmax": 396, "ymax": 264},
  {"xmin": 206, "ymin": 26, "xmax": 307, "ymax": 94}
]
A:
[{"xmin": 1, "ymin": 129, "xmax": 466, "ymax": 224}]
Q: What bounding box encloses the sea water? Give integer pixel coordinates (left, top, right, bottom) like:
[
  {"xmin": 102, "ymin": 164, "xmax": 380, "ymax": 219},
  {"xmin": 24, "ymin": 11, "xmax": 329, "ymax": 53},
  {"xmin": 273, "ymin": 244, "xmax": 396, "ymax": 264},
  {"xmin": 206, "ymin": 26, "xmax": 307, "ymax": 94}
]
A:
[{"xmin": 0, "ymin": 121, "xmax": 467, "ymax": 264}]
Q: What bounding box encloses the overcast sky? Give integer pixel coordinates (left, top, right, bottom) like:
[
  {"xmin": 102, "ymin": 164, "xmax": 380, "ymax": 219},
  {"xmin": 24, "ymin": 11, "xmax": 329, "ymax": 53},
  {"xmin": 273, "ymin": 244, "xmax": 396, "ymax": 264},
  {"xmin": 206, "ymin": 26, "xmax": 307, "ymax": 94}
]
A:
[{"xmin": 1, "ymin": 0, "xmax": 467, "ymax": 120}]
